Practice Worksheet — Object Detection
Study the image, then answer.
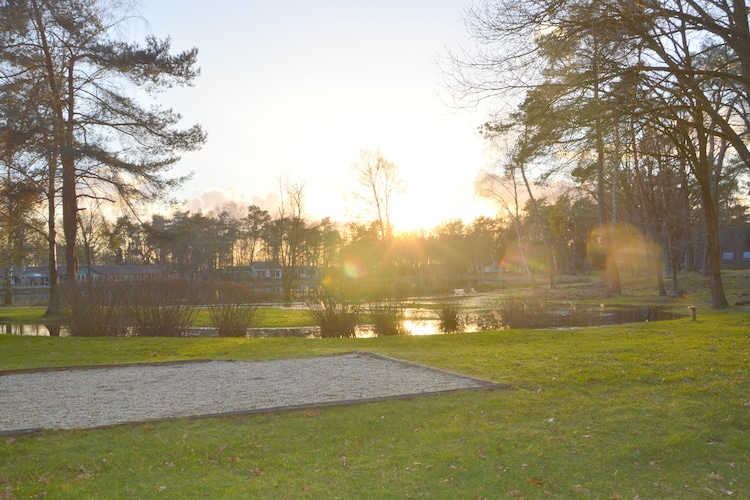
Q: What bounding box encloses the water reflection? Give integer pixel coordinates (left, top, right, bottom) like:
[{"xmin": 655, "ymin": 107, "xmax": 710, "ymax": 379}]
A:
[
  {"xmin": 352, "ymin": 320, "xmax": 446, "ymax": 338},
  {"xmin": 1, "ymin": 323, "xmax": 67, "ymax": 336},
  {"xmin": 544, "ymin": 305, "xmax": 684, "ymax": 329},
  {"xmin": 0, "ymin": 305, "xmax": 684, "ymax": 338},
  {"xmin": 398, "ymin": 319, "xmax": 483, "ymax": 336},
  {"xmin": 357, "ymin": 305, "xmax": 683, "ymax": 336}
]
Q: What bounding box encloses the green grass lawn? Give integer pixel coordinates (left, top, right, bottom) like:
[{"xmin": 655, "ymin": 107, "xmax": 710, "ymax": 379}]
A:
[
  {"xmin": 0, "ymin": 305, "xmax": 316, "ymax": 329},
  {"xmin": 0, "ymin": 273, "xmax": 749, "ymax": 497},
  {"xmin": 0, "ymin": 306, "xmax": 48, "ymax": 324}
]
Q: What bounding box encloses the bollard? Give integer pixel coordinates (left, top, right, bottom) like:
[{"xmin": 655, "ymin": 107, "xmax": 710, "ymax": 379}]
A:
[{"xmin": 688, "ymin": 306, "xmax": 697, "ymax": 321}]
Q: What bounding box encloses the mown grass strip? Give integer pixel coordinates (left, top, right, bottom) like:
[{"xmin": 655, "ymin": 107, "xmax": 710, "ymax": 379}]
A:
[
  {"xmin": 1, "ymin": 305, "xmax": 749, "ymax": 497},
  {"xmin": 0, "ymin": 305, "xmax": 316, "ymax": 329}
]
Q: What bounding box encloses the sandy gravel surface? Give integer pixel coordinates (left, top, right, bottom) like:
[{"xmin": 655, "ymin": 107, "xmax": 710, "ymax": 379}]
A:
[{"xmin": 0, "ymin": 352, "xmax": 501, "ymax": 434}]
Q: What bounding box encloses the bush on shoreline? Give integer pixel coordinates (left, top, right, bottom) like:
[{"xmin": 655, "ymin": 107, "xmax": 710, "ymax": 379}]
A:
[
  {"xmin": 368, "ymin": 298, "xmax": 409, "ymax": 336},
  {"xmin": 305, "ymin": 292, "xmax": 360, "ymax": 338},
  {"xmin": 62, "ymin": 282, "xmax": 128, "ymax": 337},
  {"xmin": 207, "ymin": 282, "xmax": 265, "ymax": 337}
]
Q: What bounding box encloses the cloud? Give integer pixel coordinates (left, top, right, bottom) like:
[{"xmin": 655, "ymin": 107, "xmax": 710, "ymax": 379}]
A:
[
  {"xmin": 250, "ymin": 193, "xmax": 280, "ymax": 215},
  {"xmin": 183, "ymin": 187, "xmax": 280, "ymax": 216}
]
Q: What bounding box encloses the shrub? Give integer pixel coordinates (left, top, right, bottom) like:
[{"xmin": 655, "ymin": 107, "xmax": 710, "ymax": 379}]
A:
[
  {"xmin": 128, "ymin": 281, "xmax": 198, "ymax": 337},
  {"xmin": 62, "ymin": 281, "xmax": 128, "ymax": 337},
  {"xmin": 305, "ymin": 292, "xmax": 360, "ymax": 338},
  {"xmin": 368, "ymin": 299, "xmax": 409, "ymax": 336},
  {"xmin": 436, "ymin": 299, "xmax": 465, "ymax": 333},
  {"xmin": 207, "ymin": 282, "xmax": 265, "ymax": 337}
]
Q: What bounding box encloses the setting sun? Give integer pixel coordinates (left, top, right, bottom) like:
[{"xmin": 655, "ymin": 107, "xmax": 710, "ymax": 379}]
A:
[{"xmin": 138, "ymin": 1, "xmax": 497, "ymax": 232}]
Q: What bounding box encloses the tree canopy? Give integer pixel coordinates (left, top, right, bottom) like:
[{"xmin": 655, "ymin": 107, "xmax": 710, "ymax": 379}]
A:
[
  {"xmin": 0, "ymin": 0, "xmax": 206, "ymax": 311},
  {"xmin": 447, "ymin": 0, "xmax": 750, "ymax": 307}
]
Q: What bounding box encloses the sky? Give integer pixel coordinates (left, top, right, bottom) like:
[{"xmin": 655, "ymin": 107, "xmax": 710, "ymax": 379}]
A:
[{"xmin": 137, "ymin": 0, "xmax": 499, "ymax": 232}]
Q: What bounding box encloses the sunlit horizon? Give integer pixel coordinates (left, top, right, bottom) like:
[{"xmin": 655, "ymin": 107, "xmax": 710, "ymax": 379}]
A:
[
  {"xmin": 138, "ymin": 0, "xmax": 499, "ymax": 234},
  {"xmin": 179, "ymin": 181, "xmax": 501, "ymax": 235}
]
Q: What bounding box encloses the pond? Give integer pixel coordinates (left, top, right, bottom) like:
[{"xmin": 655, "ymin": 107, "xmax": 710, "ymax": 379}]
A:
[
  {"xmin": 494, "ymin": 304, "xmax": 687, "ymax": 330},
  {"xmin": 0, "ymin": 304, "xmax": 686, "ymax": 338},
  {"xmin": 353, "ymin": 304, "xmax": 685, "ymax": 337},
  {"xmin": 1, "ymin": 323, "xmax": 65, "ymax": 336}
]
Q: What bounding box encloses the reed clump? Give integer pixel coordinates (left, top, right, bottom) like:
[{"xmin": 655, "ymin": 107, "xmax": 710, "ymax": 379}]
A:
[
  {"xmin": 129, "ymin": 280, "xmax": 199, "ymax": 337},
  {"xmin": 436, "ymin": 299, "xmax": 465, "ymax": 333},
  {"xmin": 207, "ymin": 282, "xmax": 265, "ymax": 337},
  {"xmin": 368, "ymin": 298, "xmax": 409, "ymax": 336},
  {"xmin": 305, "ymin": 292, "xmax": 361, "ymax": 338},
  {"xmin": 62, "ymin": 281, "xmax": 128, "ymax": 337}
]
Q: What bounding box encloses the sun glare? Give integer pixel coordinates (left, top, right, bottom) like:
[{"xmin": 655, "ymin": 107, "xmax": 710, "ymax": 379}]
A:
[{"xmin": 343, "ymin": 257, "xmax": 367, "ymax": 278}]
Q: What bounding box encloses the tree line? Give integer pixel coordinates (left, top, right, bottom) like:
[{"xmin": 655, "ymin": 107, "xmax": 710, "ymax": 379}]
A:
[
  {"xmin": 8, "ymin": 174, "xmax": 747, "ymax": 299},
  {"xmin": 445, "ymin": 0, "xmax": 750, "ymax": 307}
]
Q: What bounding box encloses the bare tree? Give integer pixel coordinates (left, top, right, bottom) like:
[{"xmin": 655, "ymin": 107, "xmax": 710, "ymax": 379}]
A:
[
  {"xmin": 76, "ymin": 201, "xmax": 108, "ymax": 283},
  {"xmin": 276, "ymin": 178, "xmax": 306, "ymax": 301},
  {"xmin": 349, "ymin": 148, "xmax": 406, "ymax": 240},
  {"xmin": 476, "ymin": 164, "xmax": 533, "ymax": 280},
  {"xmin": 481, "ymin": 122, "xmax": 559, "ymax": 289}
]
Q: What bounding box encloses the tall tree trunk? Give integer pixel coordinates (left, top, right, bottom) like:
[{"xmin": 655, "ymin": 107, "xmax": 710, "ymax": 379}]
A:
[
  {"xmin": 62, "ymin": 61, "xmax": 78, "ymax": 282},
  {"xmin": 518, "ymin": 165, "xmax": 555, "ymax": 289},
  {"xmin": 513, "ymin": 215, "xmax": 533, "ymax": 280},
  {"xmin": 694, "ymin": 125, "xmax": 729, "ymax": 308},
  {"xmin": 630, "ymin": 122, "xmax": 666, "ymax": 296},
  {"xmin": 702, "ymin": 190, "xmax": 728, "ymax": 308},
  {"xmin": 31, "ymin": 0, "xmax": 77, "ymax": 295},
  {"xmin": 45, "ymin": 155, "xmax": 60, "ymax": 317},
  {"xmin": 4, "ymin": 165, "xmax": 13, "ymax": 306},
  {"xmin": 594, "ymin": 118, "xmax": 621, "ymax": 292},
  {"xmin": 592, "ymin": 42, "xmax": 621, "ymax": 294},
  {"xmin": 678, "ymin": 161, "xmax": 695, "ymax": 272},
  {"xmin": 62, "ymin": 153, "xmax": 77, "ymax": 282}
]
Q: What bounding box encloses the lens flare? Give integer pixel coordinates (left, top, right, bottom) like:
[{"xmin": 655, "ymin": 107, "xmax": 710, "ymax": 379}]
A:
[
  {"xmin": 344, "ymin": 257, "xmax": 366, "ymax": 278},
  {"xmin": 588, "ymin": 223, "xmax": 664, "ymax": 274}
]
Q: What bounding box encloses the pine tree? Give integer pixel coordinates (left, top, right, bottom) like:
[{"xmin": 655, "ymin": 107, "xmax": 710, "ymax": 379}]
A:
[{"xmin": 0, "ymin": 0, "xmax": 206, "ymax": 313}]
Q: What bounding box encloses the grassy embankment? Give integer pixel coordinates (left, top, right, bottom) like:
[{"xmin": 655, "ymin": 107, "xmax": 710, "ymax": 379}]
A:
[
  {"xmin": 0, "ymin": 271, "xmax": 748, "ymax": 497},
  {"xmin": 0, "ymin": 305, "xmax": 315, "ymax": 330}
]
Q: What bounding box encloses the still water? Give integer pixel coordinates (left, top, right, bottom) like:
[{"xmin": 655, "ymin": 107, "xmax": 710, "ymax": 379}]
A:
[
  {"xmin": 1, "ymin": 305, "xmax": 684, "ymax": 338},
  {"xmin": 1, "ymin": 323, "xmax": 66, "ymax": 336}
]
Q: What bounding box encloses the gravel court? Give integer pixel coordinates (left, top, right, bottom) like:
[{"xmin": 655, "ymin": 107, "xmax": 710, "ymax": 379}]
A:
[{"xmin": 0, "ymin": 352, "xmax": 505, "ymax": 434}]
